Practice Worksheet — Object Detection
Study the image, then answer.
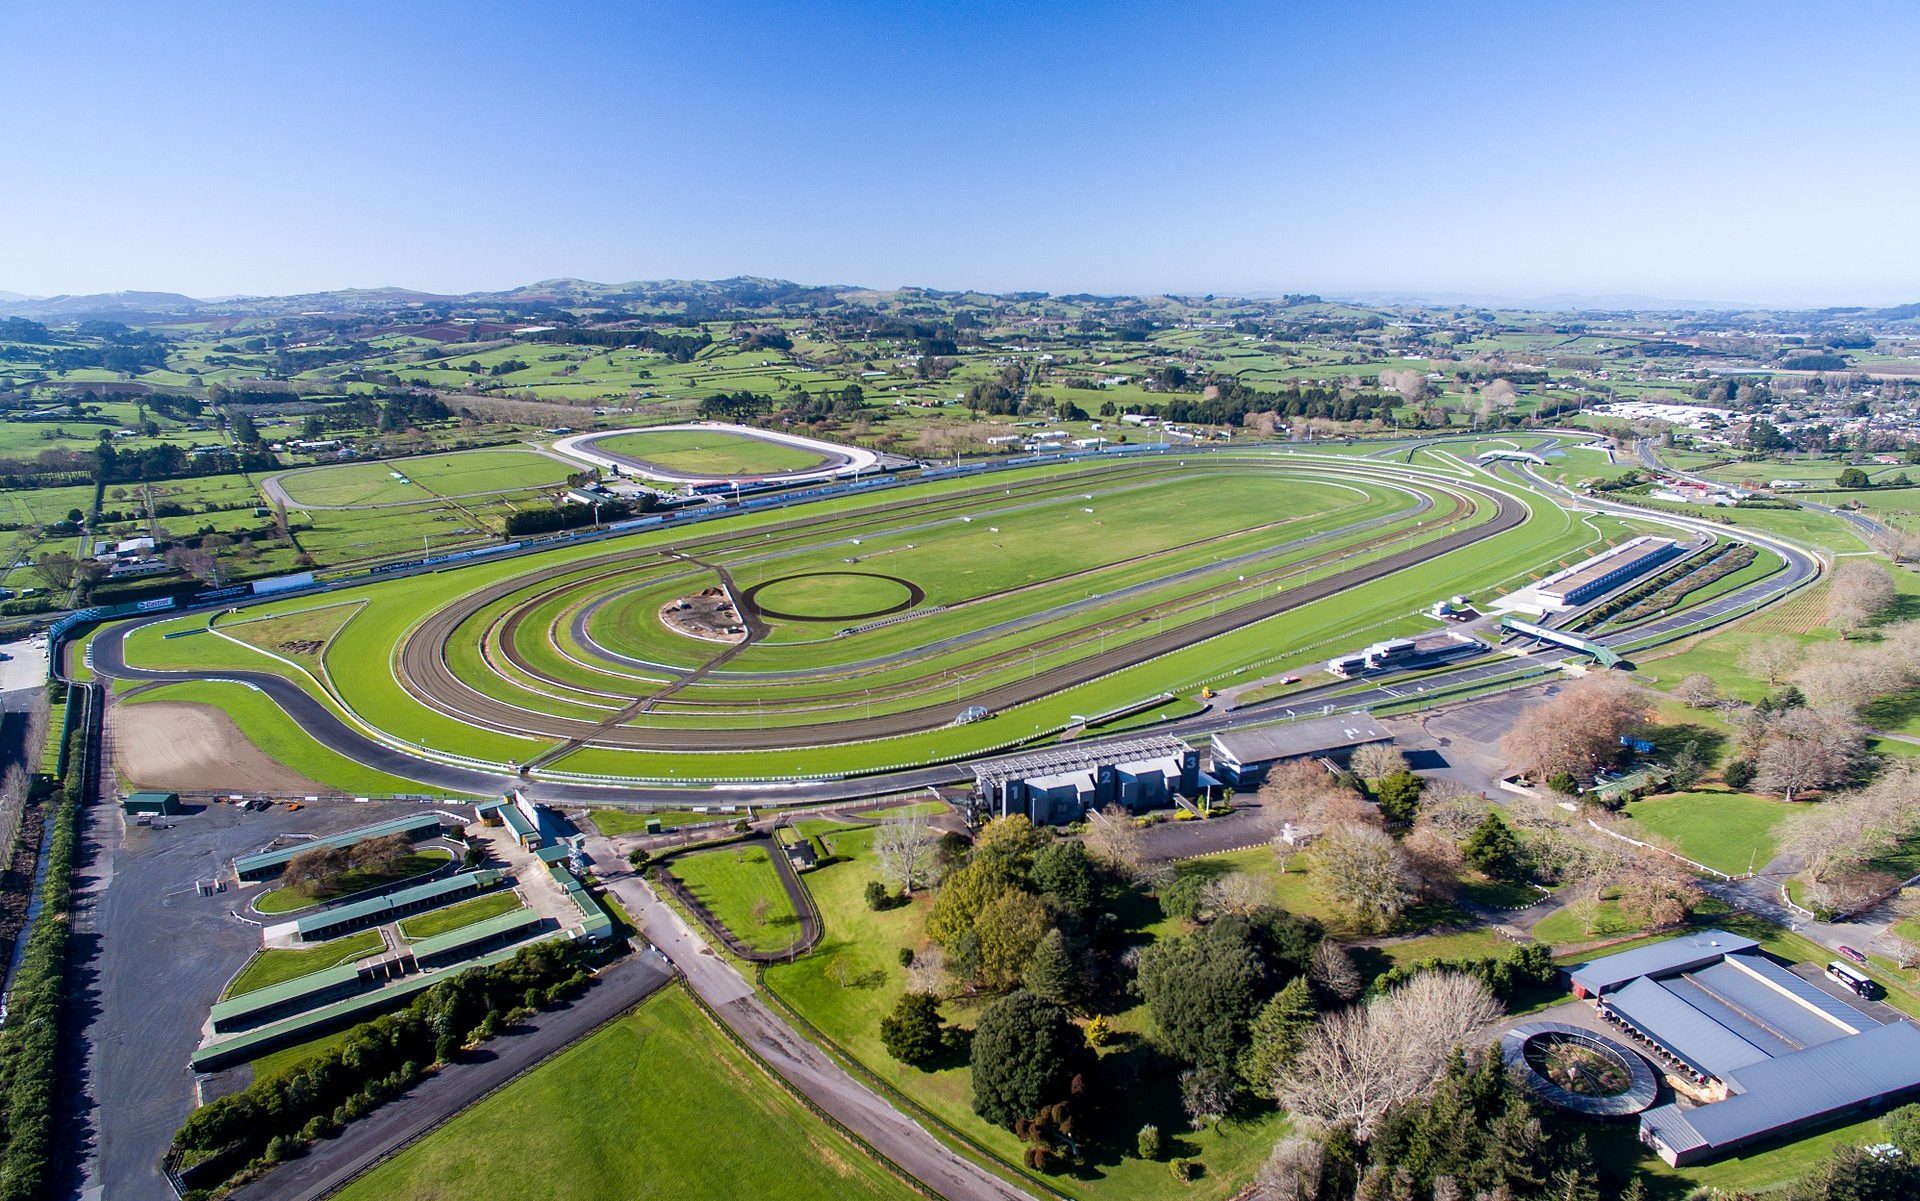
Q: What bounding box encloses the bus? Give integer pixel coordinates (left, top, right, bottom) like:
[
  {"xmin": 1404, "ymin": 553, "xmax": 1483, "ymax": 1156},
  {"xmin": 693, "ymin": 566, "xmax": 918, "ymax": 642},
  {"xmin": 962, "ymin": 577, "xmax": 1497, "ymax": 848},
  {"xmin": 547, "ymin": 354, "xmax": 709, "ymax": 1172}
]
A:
[{"xmin": 1826, "ymin": 960, "xmax": 1881, "ymax": 999}]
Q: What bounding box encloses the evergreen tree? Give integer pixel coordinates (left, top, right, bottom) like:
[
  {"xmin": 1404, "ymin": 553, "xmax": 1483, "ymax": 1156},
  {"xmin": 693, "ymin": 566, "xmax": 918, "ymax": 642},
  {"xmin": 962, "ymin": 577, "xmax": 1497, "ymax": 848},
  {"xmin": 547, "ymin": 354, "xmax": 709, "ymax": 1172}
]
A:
[{"xmin": 1237, "ymin": 976, "xmax": 1316, "ymax": 1092}]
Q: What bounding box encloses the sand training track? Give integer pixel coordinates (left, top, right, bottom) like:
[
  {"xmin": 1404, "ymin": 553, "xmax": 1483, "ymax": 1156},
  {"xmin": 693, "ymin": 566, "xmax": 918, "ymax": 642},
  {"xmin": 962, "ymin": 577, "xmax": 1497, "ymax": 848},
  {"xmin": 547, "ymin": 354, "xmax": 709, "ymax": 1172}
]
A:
[
  {"xmin": 549, "ymin": 421, "xmax": 879, "ymax": 485},
  {"xmin": 112, "ymin": 699, "xmax": 325, "ymax": 795}
]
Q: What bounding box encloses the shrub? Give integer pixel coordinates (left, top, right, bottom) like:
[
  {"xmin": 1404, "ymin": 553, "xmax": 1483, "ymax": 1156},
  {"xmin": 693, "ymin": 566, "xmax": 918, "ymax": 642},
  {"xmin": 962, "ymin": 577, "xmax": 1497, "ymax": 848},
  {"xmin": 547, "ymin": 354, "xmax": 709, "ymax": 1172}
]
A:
[
  {"xmin": 1724, "ymin": 758, "xmax": 1756, "ymax": 790},
  {"xmin": 1170, "ymin": 1158, "xmax": 1201, "ymax": 1182},
  {"xmin": 1137, "ymin": 1124, "xmax": 1164, "ymax": 1161}
]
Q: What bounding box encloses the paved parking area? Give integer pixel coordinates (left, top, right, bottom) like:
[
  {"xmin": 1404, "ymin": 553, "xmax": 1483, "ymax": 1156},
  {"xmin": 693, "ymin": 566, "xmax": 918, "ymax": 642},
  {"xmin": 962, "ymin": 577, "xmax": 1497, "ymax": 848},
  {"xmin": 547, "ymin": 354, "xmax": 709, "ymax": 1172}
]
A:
[{"xmin": 60, "ymin": 795, "xmax": 449, "ymax": 1201}]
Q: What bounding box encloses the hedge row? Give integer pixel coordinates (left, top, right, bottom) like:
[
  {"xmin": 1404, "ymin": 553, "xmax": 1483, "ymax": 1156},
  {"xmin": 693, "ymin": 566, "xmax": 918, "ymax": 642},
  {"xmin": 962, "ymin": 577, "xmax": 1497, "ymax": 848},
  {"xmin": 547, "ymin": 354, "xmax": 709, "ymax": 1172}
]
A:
[{"xmin": 0, "ymin": 717, "xmax": 85, "ymax": 1201}]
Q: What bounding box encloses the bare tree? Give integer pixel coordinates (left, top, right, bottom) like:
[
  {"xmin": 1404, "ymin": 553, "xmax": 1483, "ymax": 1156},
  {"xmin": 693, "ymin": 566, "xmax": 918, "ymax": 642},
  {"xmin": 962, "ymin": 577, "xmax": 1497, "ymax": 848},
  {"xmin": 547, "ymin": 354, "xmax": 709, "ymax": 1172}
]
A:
[
  {"xmin": 1081, "ymin": 804, "xmax": 1147, "ymax": 881},
  {"xmin": 1255, "ymin": 1135, "xmax": 1325, "ymax": 1201},
  {"xmin": 1674, "ymin": 673, "xmax": 1719, "ymax": 708},
  {"xmin": 904, "ymin": 942, "xmax": 948, "ymax": 996},
  {"xmin": 1741, "ymin": 636, "xmax": 1802, "ymax": 689},
  {"xmin": 1752, "ymin": 707, "xmax": 1866, "ymax": 802},
  {"xmin": 1278, "ymin": 972, "xmax": 1503, "ymax": 1137},
  {"xmin": 1311, "ymin": 825, "xmax": 1416, "ymax": 932},
  {"xmin": 1828, "ymin": 560, "xmax": 1896, "ymax": 637},
  {"xmin": 1400, "ymin": 824, "xmax": 1463, "ymax": 901},
  {"xmin": 1349, "ymin": 743, "xmax": 1408, "ymax": 781},
  {"xmin": 873, "ymin": 812, "xmax": 937, "ymax": 894},
  {"xmin": 31, "ymin": 552, "xmax": 79, "ymax": 591},
  {"xmin": 1308, "ymin": 941, "xmax": 1363, "ymax": 1003},
  {"xmin": 1201, "ymin": 871, "xmax": 1270, "ymax": 917},
  {"xmin": 1501, "ymin": 674, "xmax": 1649, "ymax": 780}
]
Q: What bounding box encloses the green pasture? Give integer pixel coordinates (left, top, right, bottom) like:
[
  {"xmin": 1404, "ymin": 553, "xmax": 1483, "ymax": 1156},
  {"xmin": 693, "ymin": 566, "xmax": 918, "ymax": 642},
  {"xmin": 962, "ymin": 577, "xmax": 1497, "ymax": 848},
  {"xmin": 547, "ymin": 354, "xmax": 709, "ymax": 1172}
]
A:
[
  {"xmin": 271, "ymin": 447, "xmax": 572, "ymax": 507},
  {"xmin": 395, "ymin": 890, "xmax": 524, "ymax": 940},
  {"xmin": 336, "ymin": 985, "xmax": 922, "ymax": 1201},
  {"xmin": 222, "ymin": 930, "xmax": 384, "ymax": 998},
  {"xmin": 665, "ymin": 845, "xmax": 801, "ymax": 952}
]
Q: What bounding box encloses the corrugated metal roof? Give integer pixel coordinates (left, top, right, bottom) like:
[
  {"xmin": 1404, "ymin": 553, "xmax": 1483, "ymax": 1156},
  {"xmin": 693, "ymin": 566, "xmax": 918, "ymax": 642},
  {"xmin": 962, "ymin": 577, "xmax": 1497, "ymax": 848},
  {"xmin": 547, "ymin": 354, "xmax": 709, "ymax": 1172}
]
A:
[
  {"xmin": 190, "ymin": 934, "xmax": 565, "ymax": 1071},
  {"xmin": 1717, "ymin": 952, "xmax": 1878, "ymax": 1039},
  {"xmin": 1679, "ymin": 1022, "xmax": 1920, "ymax": 1150},
  {"xmin": 1569, "ymin": 930, "xmax": 1759, "ymax": 995},
  {"xmin": 210, "ymin": 962, "xmax": 362, "ymax": 1027},
  {"xmin": 1658, "ymin": 977, "xmax": 1797, "ymax": 1061},
  {"xmin": 1606, "ymin": 976, "xmax": 1773, "ymax": 1078},
  {"xmin": 1210, "ymin": 713, "xmax": 1392, "ymax": 768}
]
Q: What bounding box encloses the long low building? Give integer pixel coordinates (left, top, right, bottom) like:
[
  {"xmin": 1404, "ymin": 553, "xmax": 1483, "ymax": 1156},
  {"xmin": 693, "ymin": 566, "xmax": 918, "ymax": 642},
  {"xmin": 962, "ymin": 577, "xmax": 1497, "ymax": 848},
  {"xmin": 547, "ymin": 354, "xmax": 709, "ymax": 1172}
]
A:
[
  {"xmin": 1208, "ymin": 713, "xmax": 1392, "ymax": 788},
  {"xmin": 1534, "ymin": 536, "xmax": 1684, "ymax": 608},
  {"xmin": 235, "ymin": 813, "xmax": 448, "ymax": 882},
  {"xmin": 293, "ymin": 869, "xmax": 502, "ymax": 942},
  {"xmin": 1567, "ymin": 931, "xmax": 1920, "ymax": 1166}
]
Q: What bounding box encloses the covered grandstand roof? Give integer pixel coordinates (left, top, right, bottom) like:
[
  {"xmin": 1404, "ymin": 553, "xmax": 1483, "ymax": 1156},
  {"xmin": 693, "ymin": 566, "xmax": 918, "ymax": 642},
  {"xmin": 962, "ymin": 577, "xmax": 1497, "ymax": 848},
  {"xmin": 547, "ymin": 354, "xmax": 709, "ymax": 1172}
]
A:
[{"xmin": 1568, "ymin": 929, "xmax": 1758, "ymax": 996}]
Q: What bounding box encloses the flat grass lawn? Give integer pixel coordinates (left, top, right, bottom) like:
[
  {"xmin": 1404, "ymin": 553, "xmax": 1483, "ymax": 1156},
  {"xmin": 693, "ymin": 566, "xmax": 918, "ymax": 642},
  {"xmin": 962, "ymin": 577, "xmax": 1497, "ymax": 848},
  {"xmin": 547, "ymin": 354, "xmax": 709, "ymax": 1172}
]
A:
[
  {"xmin": 254, "ymin": 848, "xmax": 452, "ymax": 915},
  {"xmin": 594, "ymin": 427, "xmax": 832, "ymax": 475},
  {"xmin": 666, "ymin": 845, "xmax": 802, "ymax": 952},
  {"xmin": 765, "ymin": 826, "xmax": 1287, "ymax": 1201},
  {"xmin": 335, "ymin": 986, "xmax": 922, "ymax": 1201},
  {"xmin": 1531, "ymin": 898, "xmax": 1656, "ymax": 948},
  {"xmin": 749, "ymin": 571, "xmax": 916, "ymax": 619},
  {"xmin": 274, "ymin": 448, "xmax": 572, "ymax": 506},
  {"xmin": 1620, "ymin": 790, "xmax": 1794, "ymax": 876},
  {"xmin": 396, "ymin": 889, "xmax": 522, "ymax": 940},
  {"xmin": 590, "ymin": 807, "xmax": 725, "ymax": 835},
  {"xmin": 223, "ymin": 930, "xmax": 383, "ymax": 998}
]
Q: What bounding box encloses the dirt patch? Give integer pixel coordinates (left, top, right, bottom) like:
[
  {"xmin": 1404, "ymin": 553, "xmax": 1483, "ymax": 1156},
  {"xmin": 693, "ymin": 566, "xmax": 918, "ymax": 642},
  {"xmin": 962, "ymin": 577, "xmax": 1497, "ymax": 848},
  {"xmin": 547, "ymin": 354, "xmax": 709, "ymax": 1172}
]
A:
[
  {"xmin": 111, "ymin": 701, "xmax": 326, "ymax": 795},
  {"xmin": 659, "ymin": 588, "xmax": 748, "ymax": 644}
]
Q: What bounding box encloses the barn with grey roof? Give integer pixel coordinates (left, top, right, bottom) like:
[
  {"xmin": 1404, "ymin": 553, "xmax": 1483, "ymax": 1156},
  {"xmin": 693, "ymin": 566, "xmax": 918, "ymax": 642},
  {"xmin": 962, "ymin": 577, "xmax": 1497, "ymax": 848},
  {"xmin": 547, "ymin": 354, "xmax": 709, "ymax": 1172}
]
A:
[{"xmin": 1564, "ymin": 932, "xmax": 1920, "ymax": 1165}]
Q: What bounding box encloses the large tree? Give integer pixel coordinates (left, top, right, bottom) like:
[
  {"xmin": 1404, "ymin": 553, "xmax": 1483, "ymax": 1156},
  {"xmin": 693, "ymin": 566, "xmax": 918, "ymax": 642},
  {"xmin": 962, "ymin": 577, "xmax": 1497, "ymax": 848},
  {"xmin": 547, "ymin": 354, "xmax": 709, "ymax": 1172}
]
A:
[
  {"xmin": 873, "ymin": 812, "xmax": 938, "ymax": 895},
  {"xmin": 1501, "ymin": 674, "xmax": 1649, "ymax": 781},
  {"xmin": 1279, "ymin": 972, "xmax": 1503, "ymax": 1137},
  {"xmin": 1138, "ymin": 916, "xmax": 1273, "ymax": 1074},
  {"xmin": 969, "ymin": 991, "xmax": 1080, "ymax": 1128},
  {"xmin": 1311, "ymin": 825, "xmax": 1416, "ymax": 932}
]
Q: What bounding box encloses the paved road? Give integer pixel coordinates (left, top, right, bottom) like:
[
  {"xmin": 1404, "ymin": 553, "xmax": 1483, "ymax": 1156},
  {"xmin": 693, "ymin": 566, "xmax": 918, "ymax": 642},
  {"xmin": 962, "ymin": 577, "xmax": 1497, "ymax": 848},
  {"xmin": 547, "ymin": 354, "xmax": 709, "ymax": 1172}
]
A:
[
  {"xmin": 227, "ymin": 953, "xmax": 673, "ymax": 1201},
  {"xmin": 579, "ymin": 833, "xmax": 1035, "ymax": 1201}
]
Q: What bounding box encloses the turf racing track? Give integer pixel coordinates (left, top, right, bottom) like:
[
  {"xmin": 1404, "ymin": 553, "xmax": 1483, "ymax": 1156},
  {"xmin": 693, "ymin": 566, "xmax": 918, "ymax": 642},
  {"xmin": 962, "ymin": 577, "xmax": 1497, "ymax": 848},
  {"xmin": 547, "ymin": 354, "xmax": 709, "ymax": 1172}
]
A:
[
  {"xmin": 377, "ymin": 456, "xmax": 1514, "ymax": 751},
  {"xmin": 87, "ymin": 440, "xmax": 1821, "ymax": 797}
]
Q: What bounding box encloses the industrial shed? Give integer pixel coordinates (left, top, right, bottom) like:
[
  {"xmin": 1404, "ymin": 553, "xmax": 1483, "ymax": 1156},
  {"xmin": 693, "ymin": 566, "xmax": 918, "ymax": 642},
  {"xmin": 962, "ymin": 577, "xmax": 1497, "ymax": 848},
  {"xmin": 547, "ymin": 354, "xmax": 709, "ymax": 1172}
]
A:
[
  {"xmin": 1207, "ymin": 713, "xmax": 1392, "ymax": 788},
  {"xmin": 292, "ymin": 869, "xmax": 502, "ymax": 942},
  {"xmin": 1566, "ymin": 931, "xmax": 1920, "ymax": 1166}
]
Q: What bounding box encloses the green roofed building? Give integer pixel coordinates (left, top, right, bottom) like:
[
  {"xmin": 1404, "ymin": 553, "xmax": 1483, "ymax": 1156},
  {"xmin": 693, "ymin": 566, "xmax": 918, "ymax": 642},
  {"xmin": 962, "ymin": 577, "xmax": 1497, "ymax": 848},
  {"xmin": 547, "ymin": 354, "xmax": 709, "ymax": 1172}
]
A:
[
  {"xmin": 293, "ymin": 869, "xmax": 502, "ymax": 942},
  {"xmin": 411, "ymin": 907, "xmax": 545, "ymax": 967},
  {"xmin": 234, "ymin": 813, "xmax": 447, "ymax": 882},
  {"xmin": 123, "ymin": 791, "xmax": 180, "ymax": 816}
]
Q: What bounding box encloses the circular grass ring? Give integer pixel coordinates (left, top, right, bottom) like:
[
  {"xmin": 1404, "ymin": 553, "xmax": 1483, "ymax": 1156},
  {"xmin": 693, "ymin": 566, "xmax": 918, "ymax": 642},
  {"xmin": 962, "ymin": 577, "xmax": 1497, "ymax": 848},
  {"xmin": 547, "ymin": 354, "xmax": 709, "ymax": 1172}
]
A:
[{"xmin": 740, "ymin": 571, "xmax": 926, "ymax": 623}]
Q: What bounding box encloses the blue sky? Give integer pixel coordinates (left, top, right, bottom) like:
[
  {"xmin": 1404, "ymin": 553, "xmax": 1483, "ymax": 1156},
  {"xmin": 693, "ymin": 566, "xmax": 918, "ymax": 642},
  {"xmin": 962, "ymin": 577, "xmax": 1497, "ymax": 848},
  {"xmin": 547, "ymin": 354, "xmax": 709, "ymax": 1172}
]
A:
[{"xmin": 3, "ymin": 1, "xmax": 1917, "ymax": 305}]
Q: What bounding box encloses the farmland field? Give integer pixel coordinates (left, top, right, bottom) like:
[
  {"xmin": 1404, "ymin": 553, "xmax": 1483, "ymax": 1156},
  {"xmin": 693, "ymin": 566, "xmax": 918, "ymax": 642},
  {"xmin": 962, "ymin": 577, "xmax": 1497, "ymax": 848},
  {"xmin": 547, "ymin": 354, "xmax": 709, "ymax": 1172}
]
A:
[
  {"xmin": 270, "ymin": 447, "xmax": 573, "ymax": 507},
  {"xmin": 335, "ymin": 985, "xmax": 922, "ymax": 1201}
]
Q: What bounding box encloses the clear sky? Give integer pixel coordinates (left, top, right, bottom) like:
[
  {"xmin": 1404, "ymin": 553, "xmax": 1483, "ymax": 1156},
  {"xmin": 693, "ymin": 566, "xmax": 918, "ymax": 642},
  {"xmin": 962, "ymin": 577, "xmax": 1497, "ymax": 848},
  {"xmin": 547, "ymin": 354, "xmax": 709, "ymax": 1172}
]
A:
[{"xmin": 4, "ymin": 1, "xmax": 1917, "ymax": 306}]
